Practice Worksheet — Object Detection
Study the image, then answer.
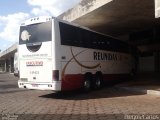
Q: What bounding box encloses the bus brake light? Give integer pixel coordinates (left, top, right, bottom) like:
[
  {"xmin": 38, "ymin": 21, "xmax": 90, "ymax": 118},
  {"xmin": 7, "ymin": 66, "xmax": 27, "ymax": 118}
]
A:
[{"xmin": 52, "ymin": 70, "xmax": 59, "ymax": 81}]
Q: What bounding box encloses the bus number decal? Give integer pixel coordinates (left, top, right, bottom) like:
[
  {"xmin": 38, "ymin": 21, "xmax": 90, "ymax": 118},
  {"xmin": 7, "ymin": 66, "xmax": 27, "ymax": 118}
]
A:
[{"xmin": 30, "ymin": 71, "xmax": 39, "ymax": 75}]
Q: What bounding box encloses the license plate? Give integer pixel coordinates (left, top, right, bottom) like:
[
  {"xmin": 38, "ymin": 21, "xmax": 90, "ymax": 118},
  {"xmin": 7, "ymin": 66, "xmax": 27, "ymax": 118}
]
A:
[{"xmin": 32, "ymin": 84, "xmax": 38, "ymax": 87}]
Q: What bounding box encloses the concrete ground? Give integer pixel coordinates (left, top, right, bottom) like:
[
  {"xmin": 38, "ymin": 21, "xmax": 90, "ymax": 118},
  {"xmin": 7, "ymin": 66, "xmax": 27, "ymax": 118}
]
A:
[
  {"xmin": 0, "ymin": 73, "xmax": 160, "ymax": 120},
  {"xmin": 116, "ymin": 73, "xmax": 160, "ymax": 95}
]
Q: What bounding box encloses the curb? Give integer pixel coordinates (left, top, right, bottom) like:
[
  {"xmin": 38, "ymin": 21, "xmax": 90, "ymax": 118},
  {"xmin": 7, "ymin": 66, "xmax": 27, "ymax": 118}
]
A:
[{"xmin": 117, "ymin": 86, "xmax": 160, "ymax": 95}]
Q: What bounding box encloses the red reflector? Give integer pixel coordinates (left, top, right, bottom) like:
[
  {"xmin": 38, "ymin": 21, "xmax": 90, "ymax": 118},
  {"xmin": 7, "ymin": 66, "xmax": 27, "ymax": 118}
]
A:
[
  {"xmin": 32, "ymin": 84, "xmax": 38, "ymax": 87},
  {"xmin": 52, "ymin": 70, "xmax": 59, "ymax": 81}
]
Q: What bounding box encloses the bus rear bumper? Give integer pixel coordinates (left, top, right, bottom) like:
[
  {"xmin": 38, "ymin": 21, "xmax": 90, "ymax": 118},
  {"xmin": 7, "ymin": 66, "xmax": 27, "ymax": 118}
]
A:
[{"xmin": 18, "ymin": 80, "xmax": 61, "ymax": 91}]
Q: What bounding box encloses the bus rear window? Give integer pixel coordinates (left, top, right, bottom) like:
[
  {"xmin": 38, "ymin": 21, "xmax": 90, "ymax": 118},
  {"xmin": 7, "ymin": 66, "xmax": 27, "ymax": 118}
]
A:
[{"xmin": 19, "ymin": 21, "xmax": 52, "ymax": 45}]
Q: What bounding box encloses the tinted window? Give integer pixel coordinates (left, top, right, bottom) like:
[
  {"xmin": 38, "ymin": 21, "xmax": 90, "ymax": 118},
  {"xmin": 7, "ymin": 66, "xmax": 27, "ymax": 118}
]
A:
[
  {"xmin": 59, "ymin": 22, "xmax": 77, "ymax": 46},
  {"xmin": 59, "ymin": 22, "xmax": 131, "ymax": 53},
  {"xmin": 19, "ymin": 21, "xmax": 52, "ymax": 45}
]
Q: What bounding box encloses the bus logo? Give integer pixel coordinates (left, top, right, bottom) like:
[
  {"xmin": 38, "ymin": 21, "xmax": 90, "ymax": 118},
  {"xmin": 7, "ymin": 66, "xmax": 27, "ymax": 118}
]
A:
[
  {"xmin": 21, "ymin": 30, "xmax": 31, "ymax": 41},
  {"xmin": 26, "ymin": 61, "xmax": 43, "ymax": 66}
]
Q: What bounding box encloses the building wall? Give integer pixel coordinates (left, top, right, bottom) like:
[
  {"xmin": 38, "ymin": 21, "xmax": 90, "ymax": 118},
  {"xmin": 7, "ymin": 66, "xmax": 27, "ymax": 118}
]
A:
[
  {"xmin": 139, "ymin": 55, "xmax": 155, "ymax": 72},
  {"xmin": 0, "ymin": 43, "xmax": 17, "ymax": 73}
]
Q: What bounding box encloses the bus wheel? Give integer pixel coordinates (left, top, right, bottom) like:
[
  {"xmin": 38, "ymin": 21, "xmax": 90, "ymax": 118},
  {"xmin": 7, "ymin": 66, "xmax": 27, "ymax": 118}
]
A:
[
  {"xmin": 93, "ymin": 72, "xmax": 103, "ymax": 90},
  {"xmin": 83, "ymin": 73, "xmax": 92, "ymax": 92}
]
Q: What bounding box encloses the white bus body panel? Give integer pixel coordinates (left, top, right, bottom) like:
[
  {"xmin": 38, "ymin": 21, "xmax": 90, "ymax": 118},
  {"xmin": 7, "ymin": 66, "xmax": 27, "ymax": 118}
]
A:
[
  {"xmin": 19, "ymin": 42, "xmax": 52, "ymax": 82},
  {"xmin": 60, "ymin": 46, "xmax": 133, "ymax": 75},
  {"xmin": 18, "ymin": 19, "xmax": 61, "ymax": 91},
  {"xmin": 18, "ymin": 81, "xmax": 61, "ymax": 90},
  {"xmin": 14, "ymin": 52, "xmax": 19, "ymax": 76}
]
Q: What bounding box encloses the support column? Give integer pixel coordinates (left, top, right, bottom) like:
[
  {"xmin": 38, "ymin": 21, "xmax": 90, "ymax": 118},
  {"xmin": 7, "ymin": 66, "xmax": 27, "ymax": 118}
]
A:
[
  {"xmin": 4, "ymin": 60, "xmax": 6, "ymax": 72},
  {"xmin": 6, "ymin": 59, "xmax": 9, "ymax": 72},
  {"xmin": 10, "ymin": 57, "xmax": 14, "ymax": 73},
  {"xmin": 2, "ymin": 60, "xmax": 5, "ymax": 72},
  {"xmin": 0, "ymin": 60, "xmax": 4, "ymax": 72}
]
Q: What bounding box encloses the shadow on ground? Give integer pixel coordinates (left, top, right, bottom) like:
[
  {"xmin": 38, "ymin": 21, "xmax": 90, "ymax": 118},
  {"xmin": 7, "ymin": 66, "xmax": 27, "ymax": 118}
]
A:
[{"xmin": 39, "ymin": 86, "xmax": 145, "ymax": 100}]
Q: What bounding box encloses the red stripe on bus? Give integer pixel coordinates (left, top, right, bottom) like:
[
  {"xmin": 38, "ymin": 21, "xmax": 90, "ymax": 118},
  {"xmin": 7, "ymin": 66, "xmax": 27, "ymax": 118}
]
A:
[
  {"xmin": 61, "ymin": 74, "xmax": 84, "ymax": 91},
  {"xmin": 61, "ymin": 73, "xmax": 131, "ymax": 91}
]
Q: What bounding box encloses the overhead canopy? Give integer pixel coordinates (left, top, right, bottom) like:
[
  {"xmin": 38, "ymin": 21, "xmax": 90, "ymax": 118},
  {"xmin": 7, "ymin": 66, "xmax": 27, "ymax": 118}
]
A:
[{"xmin": 58, "ymin": 0, "xmax": 158, "ymax": 37}]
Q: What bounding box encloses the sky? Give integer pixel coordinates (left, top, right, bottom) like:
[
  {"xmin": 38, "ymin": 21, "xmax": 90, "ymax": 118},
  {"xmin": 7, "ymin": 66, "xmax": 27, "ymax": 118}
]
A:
[{"xmin": 0, "ymin": 0, "xmax": 81, "ymax": 52}]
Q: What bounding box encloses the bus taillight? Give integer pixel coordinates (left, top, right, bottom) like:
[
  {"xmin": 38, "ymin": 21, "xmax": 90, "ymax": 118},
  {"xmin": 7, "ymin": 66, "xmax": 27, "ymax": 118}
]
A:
[{"xmin": 52, "ymin": 70, "xmax": 59, "ymax": 81}]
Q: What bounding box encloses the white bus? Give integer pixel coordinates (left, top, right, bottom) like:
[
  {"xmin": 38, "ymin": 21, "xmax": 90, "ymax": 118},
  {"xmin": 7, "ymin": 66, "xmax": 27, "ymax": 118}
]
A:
[
  {"xmin": 14, "ymin": 52, "xmax": 19, "ymax": 77},
  {"xmin": 18, "ymin": 16, "xmax": 138, "ymax": 91}
]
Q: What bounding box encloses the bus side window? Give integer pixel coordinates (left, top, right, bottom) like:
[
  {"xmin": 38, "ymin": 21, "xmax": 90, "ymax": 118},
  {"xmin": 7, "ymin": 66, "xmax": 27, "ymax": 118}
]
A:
[
  {"xmin": 59, "ymin": 22, "xmax": 76, "ymax": 46},
  {"xmin": 78, "ymin": 28, "xmax": 91, "ymax": 48},
  {"xmin": 91, "ymin": 32, "xmax": 99, "ymax": 49}
]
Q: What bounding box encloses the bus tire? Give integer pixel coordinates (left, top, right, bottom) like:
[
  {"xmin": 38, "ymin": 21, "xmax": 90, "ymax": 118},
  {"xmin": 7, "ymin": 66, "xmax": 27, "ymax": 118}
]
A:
[
  {"xmin": 83, "ymin": 73, "xmax": 92, "ymax": 92},
  {"xmin": 93, "ymin": 72, "xmax": 103, "ymax": 90}
]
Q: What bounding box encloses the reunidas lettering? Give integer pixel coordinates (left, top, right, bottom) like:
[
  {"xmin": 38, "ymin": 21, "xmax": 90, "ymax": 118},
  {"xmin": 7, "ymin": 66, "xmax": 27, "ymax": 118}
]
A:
[{"xmin": 93, "ymin": 52, "xmax": 120, "ymax": 61}]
